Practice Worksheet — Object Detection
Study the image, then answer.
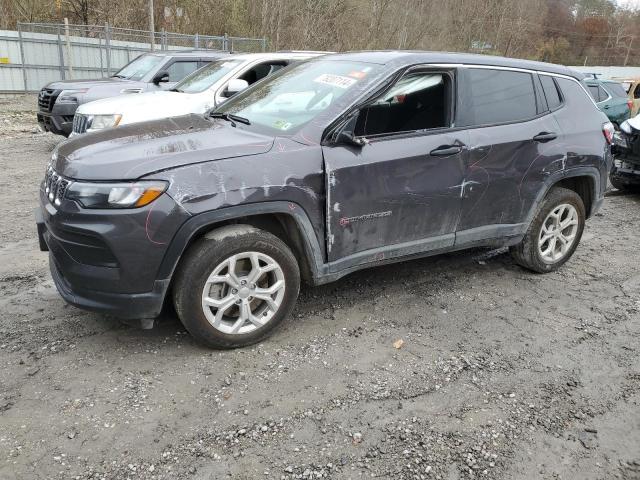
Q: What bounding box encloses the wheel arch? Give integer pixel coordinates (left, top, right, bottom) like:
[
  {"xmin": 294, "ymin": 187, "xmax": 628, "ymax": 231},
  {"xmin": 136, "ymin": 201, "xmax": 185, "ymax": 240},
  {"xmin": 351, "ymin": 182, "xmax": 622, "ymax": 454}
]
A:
[
  {"xmin": 157, "ymin": 202, "xmax": 325, "ymax": 286},
  {"xmin": 525, "ymin": 167, "xmax": 602, "ymax": 226}
]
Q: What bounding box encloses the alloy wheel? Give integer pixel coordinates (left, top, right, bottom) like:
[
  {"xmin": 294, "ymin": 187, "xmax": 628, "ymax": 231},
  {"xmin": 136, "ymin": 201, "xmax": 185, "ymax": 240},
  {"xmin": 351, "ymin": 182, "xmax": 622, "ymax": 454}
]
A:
[
  {"xmin": 538, "ymin": 203, "xmax": 579, "ymax": 263},
  {"xmin": 201, "ymin": 252, "xmax": 286, "ymax": 334}
]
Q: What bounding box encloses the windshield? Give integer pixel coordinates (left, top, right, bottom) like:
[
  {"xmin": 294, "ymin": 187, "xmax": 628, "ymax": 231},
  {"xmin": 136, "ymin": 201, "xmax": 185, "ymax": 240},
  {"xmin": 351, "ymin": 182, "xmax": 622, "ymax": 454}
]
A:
[
  {"xmin": 114, "ymin": 54, "xmax": 164, "ymax": 81},
  {"xmin": 217, "ymin": 60, "xmax": 381, "ymax": 134},
  {"xmin": 174, "ymin": 60, "xmax": 243, "ymax": 93}
]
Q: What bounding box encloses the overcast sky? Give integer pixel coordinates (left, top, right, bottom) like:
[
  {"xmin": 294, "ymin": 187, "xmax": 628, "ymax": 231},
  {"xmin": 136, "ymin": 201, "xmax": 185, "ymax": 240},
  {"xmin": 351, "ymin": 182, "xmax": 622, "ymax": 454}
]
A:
[{"xmin": 617, "ymin": 0, "xmax": 640, "ymax": 8}]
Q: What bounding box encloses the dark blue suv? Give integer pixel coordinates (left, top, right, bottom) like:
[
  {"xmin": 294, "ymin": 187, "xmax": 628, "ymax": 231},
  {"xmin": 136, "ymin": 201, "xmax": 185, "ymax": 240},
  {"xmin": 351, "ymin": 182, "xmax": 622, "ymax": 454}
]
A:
[{"xmin": 36, "ymin": 52, "xmax": 613, "ymax": 348}]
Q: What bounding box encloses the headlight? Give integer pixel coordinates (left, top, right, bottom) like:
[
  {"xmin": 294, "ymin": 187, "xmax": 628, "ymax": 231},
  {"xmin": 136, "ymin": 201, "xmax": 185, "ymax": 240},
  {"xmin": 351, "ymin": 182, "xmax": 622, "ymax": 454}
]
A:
[
  {"xmin": 65, "ymin": 180, "xmax": 168, "ymax": 209},
  {"xmin": 57, "ymin": 89, "xmax": 88, "ymax": 103},
  {"xmin": 88, "ymin": 114, "xmax": 123, "ymax": 130}
]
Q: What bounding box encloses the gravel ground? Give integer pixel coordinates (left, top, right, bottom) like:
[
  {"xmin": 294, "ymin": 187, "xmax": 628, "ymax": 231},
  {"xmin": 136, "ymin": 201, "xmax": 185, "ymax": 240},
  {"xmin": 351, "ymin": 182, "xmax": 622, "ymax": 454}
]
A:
[{"xmin": 1, "ymin": 95, "xmax": 639, "ymax": 480}]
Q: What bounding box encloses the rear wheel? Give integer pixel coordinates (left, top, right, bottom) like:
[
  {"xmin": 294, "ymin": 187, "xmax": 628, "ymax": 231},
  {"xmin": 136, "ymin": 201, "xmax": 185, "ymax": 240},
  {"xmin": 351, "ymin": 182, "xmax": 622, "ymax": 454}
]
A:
[
  {"xmin": 510, "ymin": 187, "xmax": 585, "ymax": 273},
  {"xmin": 173, "ymin": 225, "xmax": 300, "ymax": 348}
]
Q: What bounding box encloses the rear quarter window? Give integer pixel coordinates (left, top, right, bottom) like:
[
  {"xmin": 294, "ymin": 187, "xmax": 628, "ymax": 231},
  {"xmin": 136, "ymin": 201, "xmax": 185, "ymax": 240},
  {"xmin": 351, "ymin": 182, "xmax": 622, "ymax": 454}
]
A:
[
  {"xmin": 457, "ymin": 68, "xmax": 538, "ymax": 127},
  {"xmin": 540, "ymin": 75, "xmax": 562, "ymax": 110}
]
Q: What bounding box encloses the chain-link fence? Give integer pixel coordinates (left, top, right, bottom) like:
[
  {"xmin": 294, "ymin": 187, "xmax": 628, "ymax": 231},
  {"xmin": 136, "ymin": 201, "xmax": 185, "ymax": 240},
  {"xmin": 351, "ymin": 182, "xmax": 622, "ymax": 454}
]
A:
[{"xmin": 0, "ymin": 22, "xmax": 267, "ymax": 92}]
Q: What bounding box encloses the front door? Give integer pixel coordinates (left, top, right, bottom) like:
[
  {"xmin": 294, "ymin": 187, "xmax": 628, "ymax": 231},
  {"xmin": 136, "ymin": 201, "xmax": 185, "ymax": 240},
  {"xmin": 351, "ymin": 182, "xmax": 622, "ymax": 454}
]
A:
[{"xmin": 322, "ymin": 68, "xmax": 467, "ymax": 263}]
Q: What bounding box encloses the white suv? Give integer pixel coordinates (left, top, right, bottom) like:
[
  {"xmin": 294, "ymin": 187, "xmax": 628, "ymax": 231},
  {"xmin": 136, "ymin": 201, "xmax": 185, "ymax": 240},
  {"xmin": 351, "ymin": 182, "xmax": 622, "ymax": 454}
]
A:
[{"xmin": 71, "ymin": 51, "xmax": 325, "ymax": 135}]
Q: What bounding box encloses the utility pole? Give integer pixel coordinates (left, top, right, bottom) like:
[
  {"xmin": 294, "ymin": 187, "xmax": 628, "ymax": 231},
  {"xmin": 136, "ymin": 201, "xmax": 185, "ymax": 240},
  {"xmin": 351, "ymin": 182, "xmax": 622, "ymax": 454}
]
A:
[
  {"xmin": 149, "ymin": 0, "xmax": 155, "ymax": 51},
  {"xmin": 64, "ymin": 17, "xmax": 74, "ymax": 79},
  {"xmin": 624, "ymin": 36, "xmax": 634, "ymax": 67}
]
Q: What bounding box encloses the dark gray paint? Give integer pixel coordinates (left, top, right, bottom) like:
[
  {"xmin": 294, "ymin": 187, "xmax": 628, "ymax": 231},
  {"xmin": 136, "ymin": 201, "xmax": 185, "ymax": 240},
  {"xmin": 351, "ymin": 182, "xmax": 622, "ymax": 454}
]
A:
[{"xmin": 38, "ymin": 51, "xmax": 611, "ymax": 319}]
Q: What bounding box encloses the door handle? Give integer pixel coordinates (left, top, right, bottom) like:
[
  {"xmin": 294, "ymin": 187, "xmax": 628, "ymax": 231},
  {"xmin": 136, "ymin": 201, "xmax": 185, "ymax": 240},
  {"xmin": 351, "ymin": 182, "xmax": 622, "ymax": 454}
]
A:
[
  {"xmin": 430, "ymin": 145, "xmax": 463, "ymax": 156},
  {"xmin": 532, "ymin": 132, "xmax": 557, "ymax": 143}
]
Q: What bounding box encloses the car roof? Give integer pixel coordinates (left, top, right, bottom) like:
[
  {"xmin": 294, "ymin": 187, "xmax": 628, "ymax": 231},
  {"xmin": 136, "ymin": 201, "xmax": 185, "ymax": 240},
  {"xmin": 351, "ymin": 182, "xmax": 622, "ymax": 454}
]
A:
[
  {"xmin": 147, "ymin": 50, "xmax": 232, "ymax": 58},
  {"xmin": 318, "ymin": 50, "xmax": 582, "ymax": 79},
  {"xmin": 219, "ymin": 51, "xmax": 327, "ymax": 62}
]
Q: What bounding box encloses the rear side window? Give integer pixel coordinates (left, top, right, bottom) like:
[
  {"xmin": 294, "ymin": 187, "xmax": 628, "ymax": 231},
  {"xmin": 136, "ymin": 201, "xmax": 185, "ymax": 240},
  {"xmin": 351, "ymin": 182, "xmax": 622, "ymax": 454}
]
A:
[
  {"xmin": 587, "ymin": 84, "xmax": 608, "ymax": 102},
  {"xmin": 604, "ymin": 82, "xmax": 628, "ymax": 98},
  {"xmin": 458, "ymin": 69, "xmax": 537, "ymax": 126},
  {"xmin": 540, "ymin": 75, "xmax": 562, "ymax": 110}
]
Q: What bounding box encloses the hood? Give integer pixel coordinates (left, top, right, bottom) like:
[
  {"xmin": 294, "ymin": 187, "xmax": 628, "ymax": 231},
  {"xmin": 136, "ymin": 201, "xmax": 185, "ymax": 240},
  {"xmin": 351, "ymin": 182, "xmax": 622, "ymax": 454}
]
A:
[
  {"xmin": 76, "ymin": 91, "xmax": 207, "ymax": 121},
  {"xmin": 53, "ymin": 114, "xmax": 275, "ymax": 181},
  {"xmin": 45, "ymin": 78, "xmax": 150, "ymax": 103}
]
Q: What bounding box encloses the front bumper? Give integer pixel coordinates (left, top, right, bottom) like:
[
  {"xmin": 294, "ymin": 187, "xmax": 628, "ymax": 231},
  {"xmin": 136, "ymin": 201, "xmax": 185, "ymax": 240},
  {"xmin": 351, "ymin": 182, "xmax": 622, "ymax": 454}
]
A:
[
  {"xmin": 36, "ymin": 186, "xmax": 190, "ymax": 319},
  {"xmin": 37, "ymin": 100, "xmax": 77, "ymax": 137}
]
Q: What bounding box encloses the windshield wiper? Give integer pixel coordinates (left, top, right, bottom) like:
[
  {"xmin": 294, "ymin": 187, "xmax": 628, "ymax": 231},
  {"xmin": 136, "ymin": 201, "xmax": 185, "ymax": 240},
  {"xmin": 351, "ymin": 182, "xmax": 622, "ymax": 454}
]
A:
[
  {"xmin": 112, "ymin": 74, "xmax": 126, "ymax": 79},
  {"xmin": 208, "ymin": 112, "xmax": 251, "ymax": 127}
]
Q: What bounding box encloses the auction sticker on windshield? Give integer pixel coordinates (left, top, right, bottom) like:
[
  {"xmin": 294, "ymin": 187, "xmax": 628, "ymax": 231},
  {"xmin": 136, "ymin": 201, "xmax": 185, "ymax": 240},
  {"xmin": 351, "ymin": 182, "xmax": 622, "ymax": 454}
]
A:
[{"xmin": 314, "ymin": 74, "xmax": 357, "ymax": 89}]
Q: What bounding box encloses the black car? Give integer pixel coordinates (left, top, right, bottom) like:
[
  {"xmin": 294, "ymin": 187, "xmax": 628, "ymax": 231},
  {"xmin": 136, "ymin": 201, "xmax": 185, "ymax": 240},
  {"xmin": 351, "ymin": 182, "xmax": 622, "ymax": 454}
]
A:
[
  {"xmin": 37, "ymin": 50, "xmax": 229, "ymax": 137},
  {"xmin": 36, "ymin": 51, "xmax": 613, "ymax": 348},
  {"xmin": 611, "ymin": 116, "xmax": 640, "ymax": 191}
]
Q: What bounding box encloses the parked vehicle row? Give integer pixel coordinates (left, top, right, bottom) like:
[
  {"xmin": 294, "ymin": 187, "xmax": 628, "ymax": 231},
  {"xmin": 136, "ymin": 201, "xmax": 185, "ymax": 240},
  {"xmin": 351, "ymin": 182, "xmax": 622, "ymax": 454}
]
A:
[
  {"xmin": 70, "ymin": 52, "xmax": 323, "ymax": 135},
  {"xmin": 37, "ymin": 50, "xmax": 230, "ymax": 136},
  {"xmin": 36, "ymin": 51, "xmax": 613, "ymax": 348}
]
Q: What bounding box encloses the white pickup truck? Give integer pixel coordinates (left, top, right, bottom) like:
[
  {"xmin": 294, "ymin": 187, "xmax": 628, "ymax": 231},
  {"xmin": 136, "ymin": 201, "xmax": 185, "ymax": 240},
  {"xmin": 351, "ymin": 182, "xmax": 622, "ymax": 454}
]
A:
[{"xmin": 71, "ymin": 51, "xmax": 324, "ymax": 135}]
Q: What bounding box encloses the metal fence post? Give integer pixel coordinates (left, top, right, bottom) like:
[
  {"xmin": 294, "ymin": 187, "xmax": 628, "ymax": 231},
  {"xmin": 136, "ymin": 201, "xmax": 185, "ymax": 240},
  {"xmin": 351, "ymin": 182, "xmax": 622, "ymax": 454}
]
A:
[
  {"xmin": 223, "ymin": 33, "xmax": 229, "ymax": 52},
  {"xmin": 104, "ymin": 23, "xmax": 111, "ymax": 75},
  {"xmin": 262, "ymin": 37, "xmax": 267, "ymax": 52},
  {"xmin": 194, "ymin": 33, "xmax": 199, "ymax": 49},
  {"xmin": 56, "ymin": 25, "xmax": 66, "ymax": 80},
  {"xmin": 17, "ymin": 23, "xmax": 28, "ymax": 92}
]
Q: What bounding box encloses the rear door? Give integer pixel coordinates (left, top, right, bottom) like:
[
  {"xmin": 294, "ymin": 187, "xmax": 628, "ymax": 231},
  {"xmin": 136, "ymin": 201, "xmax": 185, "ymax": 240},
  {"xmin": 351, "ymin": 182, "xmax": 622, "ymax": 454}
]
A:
[
  {"xmin": 455, "ymin": 67, "xmax": 563, "ymax": 242},
  {"xmin": 322, "ymin": 67, "xmax": 467, "ymax": 262}
]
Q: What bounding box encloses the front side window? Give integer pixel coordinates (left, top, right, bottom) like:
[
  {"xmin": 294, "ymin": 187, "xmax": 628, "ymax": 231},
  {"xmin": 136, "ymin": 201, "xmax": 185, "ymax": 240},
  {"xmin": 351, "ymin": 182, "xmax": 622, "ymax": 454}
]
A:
[
  {"xmin": 634, "ymin": 84, "xmax": 640, "ymax": 99},
  {"xmin": 165, "ymin": 61, "xmax": 200, "ymax": 82},
  {"xmin": 354, "ymin": 72, "xmax": 450, "ymax": 137},
  {"xmin": 217, "ymin": 60, "xmax": 382, "ymax": 134},
  {"xmin": 174, "ymin": 60, "xmax": 243, "ymax": 93},
  {"xmin": 114, "ymin": 54, "xmax": 164, "ymax": 81},
  {"xmin": 587, "ymin": 84, "xmax": 608, "ymax": 102},
  {"xmin": 458, "ymin": 69, "xmax": 537, "ymax": 127}
]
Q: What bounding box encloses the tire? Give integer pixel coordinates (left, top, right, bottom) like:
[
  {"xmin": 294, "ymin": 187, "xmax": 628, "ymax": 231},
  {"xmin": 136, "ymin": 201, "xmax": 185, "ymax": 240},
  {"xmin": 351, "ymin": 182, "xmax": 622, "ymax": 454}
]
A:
[
  {"xmin": 510, "ymin": 187, "xmax": 585, "ymax": 273},
  {"xmin": 172, "ymin": 225, "xmax": 300, "ymax": 349},
  {"xmin": 610, "ymin": 173, "xmax": 640, "ymax": 192}
]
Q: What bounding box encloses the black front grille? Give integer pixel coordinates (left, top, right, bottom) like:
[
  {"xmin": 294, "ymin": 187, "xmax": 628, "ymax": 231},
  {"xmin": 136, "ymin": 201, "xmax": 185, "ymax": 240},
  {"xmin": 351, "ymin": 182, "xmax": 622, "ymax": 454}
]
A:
[
  {"xmin": 72, "ymin": 114, "xmax": 91, "ymax": 134},
  {"xmin": 44, "ymin": 167, "xmax": 70, "ymax": 206},
  {"xmin": 38, "ymin": 88, "xmax": 58, "ymax": 112}
]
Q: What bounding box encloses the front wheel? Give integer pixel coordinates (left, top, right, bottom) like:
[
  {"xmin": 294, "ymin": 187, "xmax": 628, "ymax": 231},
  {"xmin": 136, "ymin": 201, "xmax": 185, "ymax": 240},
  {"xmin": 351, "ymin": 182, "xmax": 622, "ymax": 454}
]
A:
[
  {"xmin": 510, "ymin": 187, "xmax": 585, "ymax": 273},
  {"xmin": 173, "ymin": 225, "xmax": 300, "ymax": 348}
]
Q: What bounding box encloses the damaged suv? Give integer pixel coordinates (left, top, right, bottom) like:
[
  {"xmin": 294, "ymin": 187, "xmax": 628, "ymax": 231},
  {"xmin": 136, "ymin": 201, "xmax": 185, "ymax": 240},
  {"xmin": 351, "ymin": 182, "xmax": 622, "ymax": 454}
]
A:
[{"xmin": 37, "ymin": 52, "xmax": 612, "ymax": 348}]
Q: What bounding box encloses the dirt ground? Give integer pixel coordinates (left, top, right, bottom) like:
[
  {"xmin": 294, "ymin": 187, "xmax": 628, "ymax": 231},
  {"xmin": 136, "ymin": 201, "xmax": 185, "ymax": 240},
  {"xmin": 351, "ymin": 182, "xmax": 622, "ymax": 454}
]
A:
[{"xmin": 0, "ymin": 94, "xmax": 639, "ymax": 480}]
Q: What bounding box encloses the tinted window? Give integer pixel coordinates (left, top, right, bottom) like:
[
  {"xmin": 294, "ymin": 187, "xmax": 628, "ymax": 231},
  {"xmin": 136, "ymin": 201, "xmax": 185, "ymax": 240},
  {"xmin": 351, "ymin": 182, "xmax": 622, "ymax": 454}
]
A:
[
  {"xmin": 459, "ymin": 69, "xmax": 537, "ymax": 126},
  {"xmin": 604, "ymin": 82, "xmax": 628, "ymax": 98},
  {"xmin": 165, "ymin": 61, "xmax": 200, "ymax": 82},
  {"xmin": 354, "ymin": 72, "xmax": 450, "ymax": 136},
  {"xmin": 540, "ymin": 75, "xmax": 562, "ymax": 110},
  {"xmin": 634, "ymin": 84, "xmax": 640, "ymax": 99}
]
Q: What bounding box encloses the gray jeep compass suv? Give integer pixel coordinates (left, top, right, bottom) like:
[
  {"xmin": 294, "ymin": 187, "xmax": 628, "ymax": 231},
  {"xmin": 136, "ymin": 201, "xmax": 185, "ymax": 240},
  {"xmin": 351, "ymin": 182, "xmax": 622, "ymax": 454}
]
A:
[{"xmin": 36, "ymin": 51, "xmax": 613, "ymax": 348}]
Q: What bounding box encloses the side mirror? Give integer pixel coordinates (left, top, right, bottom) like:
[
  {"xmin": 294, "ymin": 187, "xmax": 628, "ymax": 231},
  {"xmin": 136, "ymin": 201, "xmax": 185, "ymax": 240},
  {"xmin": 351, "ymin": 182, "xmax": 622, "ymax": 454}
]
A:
[
  {"xmin": 335, "ymin": 129, "xmax": 368, "ymax": 148},
  {"xmin": 223, "ymin": 79, "xmax": 249, "ymax": 98},
  {"xmin": 152, "ymin": 71, "xmax": 169, "ymax": 85}
]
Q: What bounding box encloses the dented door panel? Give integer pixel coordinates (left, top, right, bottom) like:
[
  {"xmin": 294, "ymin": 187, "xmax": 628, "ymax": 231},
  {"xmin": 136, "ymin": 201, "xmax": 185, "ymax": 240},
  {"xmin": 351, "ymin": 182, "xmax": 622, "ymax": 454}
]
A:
[
  {"xmin": 457, "ymin": 114, "xmax": 563, "ymax": 232},
  {"xmin": 322, "ymin": 131, "xmax": 467, "ymax": 262}
]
